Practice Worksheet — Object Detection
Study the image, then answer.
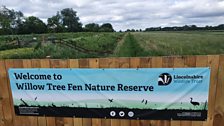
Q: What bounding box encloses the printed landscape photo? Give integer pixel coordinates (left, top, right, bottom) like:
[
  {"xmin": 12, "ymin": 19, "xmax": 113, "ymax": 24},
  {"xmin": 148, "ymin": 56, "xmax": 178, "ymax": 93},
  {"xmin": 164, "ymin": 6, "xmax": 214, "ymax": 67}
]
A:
[{"xmin": 0, "ymin": 0, "xmax": 224, "ymax": 59}]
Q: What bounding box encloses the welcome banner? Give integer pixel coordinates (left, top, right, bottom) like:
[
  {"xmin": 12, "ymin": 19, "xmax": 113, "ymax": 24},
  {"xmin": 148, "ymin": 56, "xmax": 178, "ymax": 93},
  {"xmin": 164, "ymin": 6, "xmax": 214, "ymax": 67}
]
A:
[{"xmin": 8, "ymin": 68, "xmax": 210, "ymax": 120}]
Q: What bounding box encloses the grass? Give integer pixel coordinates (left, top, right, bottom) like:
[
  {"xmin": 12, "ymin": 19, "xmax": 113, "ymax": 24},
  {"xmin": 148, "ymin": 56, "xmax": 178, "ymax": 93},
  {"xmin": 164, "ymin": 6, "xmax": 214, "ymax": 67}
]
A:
[
  {"xmin": 65, "ymin": 32, "xmax": 124, "ymax": 52},
  {"xmin": 0, "ymin": 32, "xmax": 124, "ymax": 59},
  {"xmin": 0, "ymin": 44, "xmax": 101, "ymax": 59},
  {"xmin": 132, "ymin": 31, "xmax": 224, "ymax": 56},
  {"xmin": 14, "ymin": 98, "xmax": 207, "ymax": 110},
  {"xmin": 0, "ymin": 31, "xmax": 224, "ymax": 59},
  {"xmin": 116, "ymin": 33, "xmax": 147, "ymax": 57},
  {"xmin": 0, "ymin": 48, "xmax": 34, "ymax": 59}
]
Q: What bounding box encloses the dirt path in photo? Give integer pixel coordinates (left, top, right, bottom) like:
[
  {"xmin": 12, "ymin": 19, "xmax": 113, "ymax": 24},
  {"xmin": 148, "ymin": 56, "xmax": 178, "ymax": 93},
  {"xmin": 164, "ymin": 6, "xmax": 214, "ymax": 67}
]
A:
[{"xmin": 113, "ymin": 33, "xmax": 128, "ymax": 55}]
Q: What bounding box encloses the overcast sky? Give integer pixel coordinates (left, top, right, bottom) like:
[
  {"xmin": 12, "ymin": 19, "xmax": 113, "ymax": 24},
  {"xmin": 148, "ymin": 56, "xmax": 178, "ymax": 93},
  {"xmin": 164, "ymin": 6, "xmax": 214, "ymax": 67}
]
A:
[{"xmin": 1, "ymin": 0, "xmax": 224, "ymax": 31}]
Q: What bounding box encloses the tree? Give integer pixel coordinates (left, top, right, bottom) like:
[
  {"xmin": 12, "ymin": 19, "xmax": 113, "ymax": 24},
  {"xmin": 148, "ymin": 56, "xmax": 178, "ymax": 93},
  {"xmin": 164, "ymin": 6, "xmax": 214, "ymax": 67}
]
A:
[
  {"xmin": 126, "ymin": 29, "xmax": 131, "ymax": 32},
  {"xmin": 0, "ymin": 6, "xmax": 12, "ymax": 34},
  {"xmin": 47, "ymin": 12, "xmax": 64, "ymax": 33},
  {"xmin": 84, "ymin": 23, "xmax": 99, "ymax": 32},
  {"xmin": 131, "ymin": 29, "xmax": 136, "ymax": 32},
  {"xmin": 99, "ymin": 23, "xmax": 114, "ymax": 32},
  {"xmin": 0, "ymin": 6, "xmax": 24, "ymax": 35},
  {"xmin": 190, "ymin": 25, "xmax": 197, "ymax": 30},
  {"xmin": 13, "ymin": 11, "xmax": 24, "ymax": 34},
  {"xmin": 20, "ymin": 16, "xmax": 47, "ymax": 34},
  {"xmin": 47, "ymin": 8, "xmax": 82, "ymax": 33},
  {"xmin": 60, "ymin": 8, "xmax": 82, "ymax": 32},
  {"xmin": 216, "ymin": 24, "xmax": 224, "ymax": 30}
]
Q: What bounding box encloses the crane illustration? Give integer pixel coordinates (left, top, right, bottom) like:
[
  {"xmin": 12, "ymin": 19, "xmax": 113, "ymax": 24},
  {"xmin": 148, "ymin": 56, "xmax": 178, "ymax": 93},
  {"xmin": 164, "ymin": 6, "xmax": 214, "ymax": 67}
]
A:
[{"xmin": 190, "ymin": 97, "xmax": 200, "ymax": 107}]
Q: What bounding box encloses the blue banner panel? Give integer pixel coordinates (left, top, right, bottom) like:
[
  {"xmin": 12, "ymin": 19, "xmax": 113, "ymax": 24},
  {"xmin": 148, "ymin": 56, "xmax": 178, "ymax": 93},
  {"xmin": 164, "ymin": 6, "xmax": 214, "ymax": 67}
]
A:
[{"xmin": 8, "ymin": 68, "xmax": 210, "ymax": 120}]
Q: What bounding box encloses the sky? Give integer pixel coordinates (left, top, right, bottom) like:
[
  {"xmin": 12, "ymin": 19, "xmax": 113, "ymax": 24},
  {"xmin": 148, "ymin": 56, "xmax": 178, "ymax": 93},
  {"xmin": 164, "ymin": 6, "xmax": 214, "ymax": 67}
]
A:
[{"xmin": 1, "ymin": 0, "xmax": 224, "ymax": 31}]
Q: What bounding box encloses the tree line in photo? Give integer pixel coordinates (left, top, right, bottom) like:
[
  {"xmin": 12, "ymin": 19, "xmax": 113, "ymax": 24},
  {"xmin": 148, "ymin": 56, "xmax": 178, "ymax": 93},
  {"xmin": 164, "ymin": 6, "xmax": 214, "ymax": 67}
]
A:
[
  {"xmin": 0, "ymin": 6, "xmax": 114, "ymax": 35},
  {"xmin": 0, "ymin": 6, "xmax": 224, "ymax": 35},
  {"xmin": 144, "ymin": 24, "xmax": 224, "ymax": 32}
]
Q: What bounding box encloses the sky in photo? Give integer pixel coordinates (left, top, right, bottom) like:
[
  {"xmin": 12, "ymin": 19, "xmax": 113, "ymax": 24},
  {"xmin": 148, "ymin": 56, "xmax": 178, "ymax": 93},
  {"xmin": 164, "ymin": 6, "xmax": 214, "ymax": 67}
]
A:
[{"xmin": 1, "ymin": 0, "xmax": 224, "ymax": 30}]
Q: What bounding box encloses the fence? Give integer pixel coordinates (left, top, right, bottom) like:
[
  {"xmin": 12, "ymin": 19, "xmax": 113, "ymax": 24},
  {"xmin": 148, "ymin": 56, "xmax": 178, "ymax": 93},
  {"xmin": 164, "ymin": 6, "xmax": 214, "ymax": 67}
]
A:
[{"xmin": 0, "ymin": 55, "xmax": 223, "ymax": 126}]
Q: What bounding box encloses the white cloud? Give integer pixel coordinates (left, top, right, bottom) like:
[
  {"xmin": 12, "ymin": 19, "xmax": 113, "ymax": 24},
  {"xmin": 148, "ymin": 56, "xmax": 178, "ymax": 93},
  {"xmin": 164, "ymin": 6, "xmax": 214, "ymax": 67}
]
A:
[
  {"xmin": 64, "ymin": 0, "xmax": 92, "ymax": 7},
  {"xmin": 1, "ymin": 0, "xmax": 224, "ymax": 30}
]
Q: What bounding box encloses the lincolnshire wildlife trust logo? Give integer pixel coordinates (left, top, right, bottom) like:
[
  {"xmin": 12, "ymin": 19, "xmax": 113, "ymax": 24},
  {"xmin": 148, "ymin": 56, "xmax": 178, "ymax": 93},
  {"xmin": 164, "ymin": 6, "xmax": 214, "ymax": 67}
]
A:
[{"xmin": 158, "ymin": 73, "xmax": 172, "ymax": 86}]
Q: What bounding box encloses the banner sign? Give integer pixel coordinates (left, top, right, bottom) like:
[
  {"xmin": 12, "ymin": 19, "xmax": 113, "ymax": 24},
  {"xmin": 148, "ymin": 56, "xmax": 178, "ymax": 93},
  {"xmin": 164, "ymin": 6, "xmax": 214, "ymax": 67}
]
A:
[{"xmin": 8, "ymin": 68, "xmax": 210, "ymax": 120}]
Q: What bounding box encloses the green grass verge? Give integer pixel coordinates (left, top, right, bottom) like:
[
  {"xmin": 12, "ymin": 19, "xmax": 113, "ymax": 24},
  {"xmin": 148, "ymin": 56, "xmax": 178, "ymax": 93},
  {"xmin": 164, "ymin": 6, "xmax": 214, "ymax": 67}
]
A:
[
  {"xmin": 0, "ymin": 48, "xmax": 34, "ymax": 59},
  {"xmin": 133, "ymin": 31, "xmax": 224, "ymax": 56},
  {"xmin": 0, "ymin": 44, "xmax": 103, "ymax": 59}
]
